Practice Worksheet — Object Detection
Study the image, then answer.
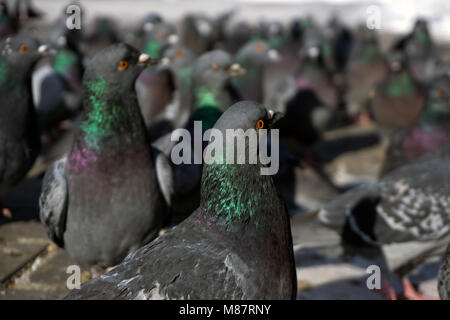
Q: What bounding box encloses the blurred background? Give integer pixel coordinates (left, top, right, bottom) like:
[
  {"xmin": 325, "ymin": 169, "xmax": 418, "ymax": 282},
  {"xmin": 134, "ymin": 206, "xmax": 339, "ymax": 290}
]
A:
[{"xmin": 0, "ymin": 0, "xmax": 449, "ymax": 300}]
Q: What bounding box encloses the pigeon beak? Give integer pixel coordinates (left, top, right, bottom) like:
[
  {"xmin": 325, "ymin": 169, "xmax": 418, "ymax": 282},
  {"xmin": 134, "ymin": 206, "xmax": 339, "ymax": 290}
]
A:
[
  {"xmin": 137, "ymin": 53, "xmax": 158, "ymax": 67},
  {"xmin": 267, "ymin": 49, "xmax": 280, "ymax": 62},
  {"xmin": 267, "ymin": 109, "xmax": 284, "ymax": 127},
  {"xmin": 38, "ymin": 44, "xmax": 54, "ymax": 56},
  {"xmin": 227, "ymin": 63, "xmax": 246, "ymax": 77},
  {"xmin": 161, "ymin": 56, "xmax": 171, "ymax": 66},
  {"xmin": 167, "ymin": 34, "xmax": 179, "ymax": 44}
]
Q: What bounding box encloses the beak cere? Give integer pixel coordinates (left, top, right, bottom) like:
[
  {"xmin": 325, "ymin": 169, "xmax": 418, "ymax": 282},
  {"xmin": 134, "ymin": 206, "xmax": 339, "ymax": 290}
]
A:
[
  {"xmin": 161, "ymin": 57, "xmax": 171, "ymax": 65},
  {"xmin": 168, "ymin": 34, "xmax": 179, "ymax": 44},
  {"xmin": 268, "ymin": 110, "xmax": 275, "ymax": 120},
  {"xmin": 228, "ymin": 63, "xmax": 246, "ymax": 76},
  {"xmin": 138, "ymin": 53, "xmax": 158, "ymax": 66},
  {"xmin": 268, "ymin": 49, "xmax": 280, "ymax": 62},
  {"xmin": 38, "ymin": 44, "xmax": 50, "ymax": 55}
]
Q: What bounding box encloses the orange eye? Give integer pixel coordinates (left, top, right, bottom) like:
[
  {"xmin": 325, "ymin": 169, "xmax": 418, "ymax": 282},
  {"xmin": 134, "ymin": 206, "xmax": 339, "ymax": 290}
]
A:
[
  {"xmin": 118, "ymin": 60, "xmax": 128, "ymax": 70},
  {"xmin": 255, "ymin": 43, "xmax": 265, "ymax": 53},
  {"xmin": 19, "ymin": 44, "xmax": 28, "ymax": 52},
  {"xmin": 210, "ymin": 63, "xmax": 219, "ymax": 71},
  {"xmin": 437, "ymin": 88, "xmax": 445, "ymax": 97},
  {"xmin": 174, "ymin": 49, "xmax": 183, "ymax": 59},
  {"xmin": 256, "ymin": 119, "xmax": 264, "ymax": 130}
]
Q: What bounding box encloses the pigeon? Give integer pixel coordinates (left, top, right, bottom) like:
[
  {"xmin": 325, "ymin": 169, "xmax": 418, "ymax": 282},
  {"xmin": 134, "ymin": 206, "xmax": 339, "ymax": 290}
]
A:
[
  {"xmin": 143, "ymin": 44, "xmax": 196, "ymax": 139},
  {"xmin": 232, "ymin": 41, "xmax": 279, "ymax": 103},
  {"xmin": 0, "ymin": 1, "xmax": 17, "ymax": 39},
  {"xmin": 318, "ymin": 142, "xmax": 450, "ymax": 299},
  {"xmin": 64, "ymin": 100, "xmax": 296, "ymax": 300},
  {"xmin": 262, "ymin": 21, "xmax": 285, "ymax": 51},
  {"xmin": 34, "ymin": 7, "xmax": 84, "ymax": 132},
  {"xmin": 345, "ymin": 26, "xmax": 387, "ymax": 118},
  {"xmin": 191, "ymin": 50, "xmax": 245, "ymax": 112},
  {"xmin": 393, "ymin": 18, "xmax": 435, "ymax": 84},
  {"xmin": 438, "ymin": 243, "xmax": 450, "ymax": 300},
  {"xmin": 151, "ymin": 104, "xmax": 223, "ymax": 224},
  {"xmin": 140, "ymin": 21, "xmax": 177, "ymax": 59},
  {"xmin": 380, "ymin": 69, "xmax": 450, "ymax": 176},
  {"xmin": 326, "ymin": 16, "xmax": 354, "ymax": 74},
  {"xmin": 39, "ymin": 44, "xmax": 167, "ymax": 268},
  {"xmin": 135, "ymin": 24, "xmax": 180, "ymax": 128},
  {"xmin": 180, "ymin": 14, "xmax": 214, "ymax": 54},
  {"xmin": 368, "ymin": 51, "xmax": 425, "ymax": 132},
  {"xmin": 271, "ymin": 28, "xmax": 339, "ymax": 111},
  {"xmin": 83, "ymin": 16, "xmax": 119, "ymax": 58},
  {"xmin": 224, "ymin": 21, "xmax": 254, "ymax": 54},
  {"xmin": 13, "ymin": 0, "xmax": 42, "ymax": 22},
  {"xmin": 0, "ymin": 35, "xmax": 44, "ymax": 211}
]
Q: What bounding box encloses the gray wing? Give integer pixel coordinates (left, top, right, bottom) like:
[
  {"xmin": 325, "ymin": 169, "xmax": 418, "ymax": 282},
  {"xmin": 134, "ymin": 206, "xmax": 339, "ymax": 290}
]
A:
[
  {"xmin": 378, "ymin": 130, "xmax": 407, "ymax": 177},
  {"xmin": 39, "ymin": 155, "xmax": 68, "ymax": 247},
  {"xmin": 152, "ymin": 137, "xmax": 202, "ymax": 222},
  {"xmin": 438, "ymin": 244, "xmax": 450, "ymax": 300},
  {"xmin": 319, "ymin": 156, "xmax": 450, "ymax": 245},
  {"xmin": 64, "ymin": 212, "xmax": 249, "ymax": 300}
]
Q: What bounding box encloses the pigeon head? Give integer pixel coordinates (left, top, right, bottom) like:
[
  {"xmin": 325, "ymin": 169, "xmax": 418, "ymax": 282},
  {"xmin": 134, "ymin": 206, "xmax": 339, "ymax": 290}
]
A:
[
  {"xmin": 161, "ymin": 44, "xmax": 195, "ymax": 70},
  {"xmin": 212, "ymin": 100, "xmax": 280, "ymax": 134},
  {"xmin": 386, "ymin": 51, "xmax": 407, "ymax": 73},
  {"xmin": 0, "ymin": 35, "xmax": 47, "ymax": 79},
  {"xmin": 192, "ymin": 50, "xmax": 245, "ymax": 90},
  {"xmin": 200, "ymin": 101, "xmax": 284, "ymax": 229},
  {"xmin": 236, "ymin": 41, "xmax": 280, "ymax": 65},
  {"xmin": 79, "ymin": 44, "xmax": 156, "ymax": 150},
  {"xmin": 142, "ymin": 22, "xmax": 177, "ymax": 58},
  {"xmin": 384, "ymin": 51, "xmax": 418, "ymax": 97},
  {"xmin": 83, "ymin": 43, "xmax": 157, "ymax": 95}
]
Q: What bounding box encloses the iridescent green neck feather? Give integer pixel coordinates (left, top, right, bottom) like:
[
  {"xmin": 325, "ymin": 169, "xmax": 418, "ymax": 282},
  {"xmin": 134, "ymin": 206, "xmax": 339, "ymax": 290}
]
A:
[
  {"xmin": 195, "ymin": 86, "xmax": 219, "ymax": 109},
  {"xmin": 200, "ymin": 153, "xmax": 278, "ymax": 229},
  {"xmin": 53, "ymin": 50, "xmax": 77, "ymax": 75},
  {"xmin": 386, "ymin": 72, "xmax": 416, "ymax": 97},
  {"xmin": 80, "ymin": 74, "xmax": 139, "ymax": 150},
  {"xmin": 143, "ymin": 40, "xmax": 162, "ymax": 58}
]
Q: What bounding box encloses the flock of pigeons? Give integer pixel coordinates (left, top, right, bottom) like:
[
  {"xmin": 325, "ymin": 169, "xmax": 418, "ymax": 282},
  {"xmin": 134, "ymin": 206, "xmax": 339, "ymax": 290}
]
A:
[{"xmin": 0, "ymin": 0, "xmax": 450, "ymax": 300}]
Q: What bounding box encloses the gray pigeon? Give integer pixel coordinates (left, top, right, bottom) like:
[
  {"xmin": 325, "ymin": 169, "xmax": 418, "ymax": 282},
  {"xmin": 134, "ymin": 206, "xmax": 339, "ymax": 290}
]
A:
[
  {"xmin": 64, "ymin": 101, "xmax": 296, "ymax": 300},
  {"xmin": 39, "ymin": 44, "xmax": 167, "ymax": 268},
  {"xmin": 191, "ymin": 49, "xmax": 245, "ymax": 112},
  {"xmin": 0, "ymin": 35, "xmax": 44, "ymax": 213},
  {"xmin": 232, "ymin": 40, "xmax": 279, "ymax": 103},
  {"xmin": 318, "ymin": 141, "xmax": 450, "ymax": 299}
]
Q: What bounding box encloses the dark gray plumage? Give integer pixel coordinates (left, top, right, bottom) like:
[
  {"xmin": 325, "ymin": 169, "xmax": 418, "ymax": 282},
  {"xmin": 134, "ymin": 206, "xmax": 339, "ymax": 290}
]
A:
[
  {"xmin": 319, "ymin": 143, "xmax": 450, "ymax": 244},
  {"xmin": 64, "ymin": 101, "xmax": 296, "ymax": 300},
  {"xmin": 318, "ymin": 141, "xmax": 450, "ymax": 294},
  {"xmin": 0, "ymin": 35, "xmax": 42, "ymax": 197},
  {"xmin": 39, "ymin": 44, "xmax": 167, "ymax": 268},
  {"xmin": 438, "ymin": 243, "xmax": 450, "ymax": 300}
]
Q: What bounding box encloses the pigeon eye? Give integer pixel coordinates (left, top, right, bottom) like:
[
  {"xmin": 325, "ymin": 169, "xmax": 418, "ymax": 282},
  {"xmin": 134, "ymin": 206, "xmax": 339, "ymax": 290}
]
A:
[
  {"xmin": 256, "ymin": 119, "xmax": 264, "ymax": 130},
  {"xmin": 118, "ymin": 60, "xmax": 129, "ymax": 70},
  {"xmin": 210, "ymin": 63, "xmax": 219, "ymax": 71},
  {"xmin": 437, "ymin": 88, "xmax": 445, "ymax": 97},
  {"xmin": 174, "ymin": 49, "xmax": 183, "ymax": 59},
  {"xmin": 255, "ymin": 43, "xmax": 265, "ymax": 53},
  {"xmin": 19, "ymin": 44, "xmax": 28, "ymax": 53}
]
